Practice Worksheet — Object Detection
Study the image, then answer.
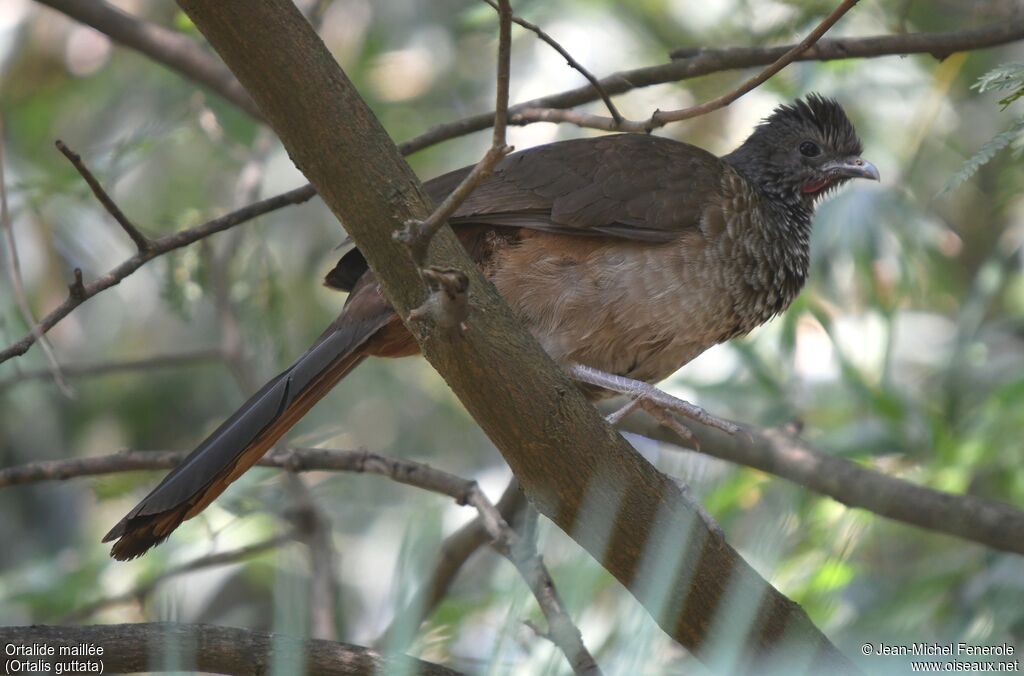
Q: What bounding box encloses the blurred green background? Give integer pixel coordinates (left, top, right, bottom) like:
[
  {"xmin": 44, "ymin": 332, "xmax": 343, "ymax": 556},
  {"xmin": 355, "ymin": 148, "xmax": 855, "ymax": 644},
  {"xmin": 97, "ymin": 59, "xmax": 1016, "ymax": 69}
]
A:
[{"xmin": 1, "ymin": 0, "xmax": 1022, "ymax": 673}]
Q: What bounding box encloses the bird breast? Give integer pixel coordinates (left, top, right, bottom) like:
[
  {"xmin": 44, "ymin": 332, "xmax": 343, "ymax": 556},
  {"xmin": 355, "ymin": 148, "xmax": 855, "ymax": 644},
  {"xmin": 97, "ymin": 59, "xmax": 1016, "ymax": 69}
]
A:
[{"xmin": 490, "ymin": 186, "xmax": 810, "ymax": 387}]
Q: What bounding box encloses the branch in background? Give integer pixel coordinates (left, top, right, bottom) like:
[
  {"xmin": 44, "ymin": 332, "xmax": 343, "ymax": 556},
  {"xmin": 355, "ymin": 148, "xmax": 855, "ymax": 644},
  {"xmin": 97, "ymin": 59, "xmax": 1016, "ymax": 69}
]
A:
[
  {"xmin": 376, "ymin": 478, "xmax": 527, "ymax": 651},
  {"xmin": 0, "ymin": 348, "xmax": 223, "ymax": 389},
  {"xmin": 510, "ymin": 0, "xmax": 861, "ymax": 132},
  {"xmin": 36, "ymin": 0, "xmax": 1024, "ymax": 155},
  {"xmin": 7, "ymin": 440, "xmax": 1024, "ymax": 557},
  {"xmin": 2, "ymin": 443, "xmax": 596, "ymax": 672},
  {"xmin": 0, "ymin": 623, "xmax": 459, "ymax": 676},
  {"xmin": 56, "ymin": 140, "xmax": 152, "ymax": 252},
  {"xmin": 283, "ymin": 473, "xmax": 342, "ymax": 642},
  {"xmin": 34, "ymin": 0, "xmax": 262, "ymax": 119},
  {"xmin": 0, "ymin": 120, "xmax": 72, "ymax": 395},
  {"xmin": 481, "ymin": 0, "xmax": 621, "ymax": 123},
  {"xmin": 405, "ymin": 16, "xmax": 1024, "ymax": 154},
  {"xmin": 280, "ymin": 447, "xmax": 599, "ymax": 675},
  {"xmin": 462, "ymin": 482, "xmax": 601, "ymax": 675},
  {"xmin": 64, "ymin": 533, "xmax": 294, "ymax": 622},
  {"xmin": 396, "ymin": 0, "xmax": 513, "ymax": 297},
  {"xmin": 0, "ymin": 182, "xmax": 316, "ymax": 365},
  {"xmin": 616, "ymin": 413, "xmax": 1024, "ymax": 556}
]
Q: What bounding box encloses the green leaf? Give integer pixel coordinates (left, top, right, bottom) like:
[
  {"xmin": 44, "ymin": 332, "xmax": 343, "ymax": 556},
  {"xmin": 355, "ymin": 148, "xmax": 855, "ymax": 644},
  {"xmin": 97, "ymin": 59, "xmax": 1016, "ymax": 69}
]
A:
[
  {"xmin": 941, "ymin": 118, "xmax": 1024, "ymax": 195},
  {"xmin": 971, "ymin": 63, "xmax": 1024, "ymax": 94}
]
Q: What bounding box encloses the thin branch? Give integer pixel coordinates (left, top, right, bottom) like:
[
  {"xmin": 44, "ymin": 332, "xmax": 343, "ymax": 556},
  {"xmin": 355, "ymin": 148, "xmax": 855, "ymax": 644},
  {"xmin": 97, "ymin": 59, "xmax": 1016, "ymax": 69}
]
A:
[
  {"xmin": 3, "ymin": 445, "xmax": 598, "ymax": 672},
  {"xmin": 0, "ymin": 120, "xmax": 73, "ymax": 395},
  {"xmin": 0, "ymin": 183, "xmax": 316, "ymax": 365},
  {"xmin": 0, "ymin": 348, "xmax": 223, "ymax": 389},
  {"xmin": 463, "ymin": 483, "xmax": 602, "ymax": 675},
  {"xmin": 482, "ymin": 0, "xmax": 621, "ymax": 123},
  {"xmin": 396, "ymin": 0, "xmax": 514, "ymax": 331},
  {"xmin": 34, "ymin": 0, "xmax": 262, "ymax": 119},
  {"xmin": 37, "ymin": 0, "xmax": 1024, "ymax": 152},
  {"xmin": 64, "ymin": 533, "xmax": 294, "ymax": 621},
  {"xmin": 38, "ymin": 0, "xmax": 1024, "ymax": 153},
  {"xmin": 396, "ymin": 0, "xmax": 514, "ymax": 267},
  {"xmin": 509, "ymin": 0, "xmax": 862, "ymax": 132},
  {"xmin": 55, "ymin": 139, "xmax": 152, "ymax": 252},
  {"xmin": 403, "ymin": 16, "xmax": 1024, "ymax": 154},
  {"xmin": 8, "ymin": 439, "xmax": 1024, "ymax": 557},
  {"xmin": 0, "ymin": 623, "xmax": 460, "ymax": 675},
  {"xmin": 614, "ymin": 413, "xmax": 1024, "ymax": 557},
  {"xmin": 283, "ymin": 473, "xmax": 342, "ymax": 641},
  {"xmin": 376, "ymin": 478, "xmax": 527, "ymax": 651}
]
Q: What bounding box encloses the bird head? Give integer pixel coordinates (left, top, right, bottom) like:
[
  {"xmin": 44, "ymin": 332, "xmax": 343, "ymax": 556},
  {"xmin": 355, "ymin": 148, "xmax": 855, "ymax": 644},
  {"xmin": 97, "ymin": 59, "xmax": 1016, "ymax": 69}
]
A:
[{"xmin": 725, "ymin": 94, "xmax": 879, "ymax": 209}]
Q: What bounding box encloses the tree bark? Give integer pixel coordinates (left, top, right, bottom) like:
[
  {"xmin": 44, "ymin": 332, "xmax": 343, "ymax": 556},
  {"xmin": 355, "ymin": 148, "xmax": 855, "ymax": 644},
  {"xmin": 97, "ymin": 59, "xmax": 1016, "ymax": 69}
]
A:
[{"xmin": 173, "ymin": 1, "xmax": 858, "ymax": 671}]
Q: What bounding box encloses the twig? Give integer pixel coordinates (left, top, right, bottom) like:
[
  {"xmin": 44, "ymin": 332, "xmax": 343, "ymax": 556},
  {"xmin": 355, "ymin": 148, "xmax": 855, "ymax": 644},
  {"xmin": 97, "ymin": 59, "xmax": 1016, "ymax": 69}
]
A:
[
  {"xmin": 402, "ymin": 16, "xmax": 1024, "ymax": 154},
  {"xmin": 0, "ymin": 623, "xmax": 460, "ymax": 675},
  {"xmin": 376, "ymin": 478, "xmax": 527, "ymax": 650},
  {"xmin": 35, "ymin": 0, "xmax": 262, "ymax": 119},
  {"xmin": 3, "ymin": 445, "xmax": 598, "ymax": 672},
  {"xmin": 55, "ymin": 140, "xmax": 152, "ymax": 252},
  {"xmin": 282, "ymin": 473, "xmax": 341, "ymax": 641},
  {"xmin": 63, "ymin": 533, "xmax": 294, "ymax": 621},
  {"xmin": 10, "ymin": 439, "xmax": 1024, "ymax": 556},
  {"xmin": 38, "ymin": 0, "xmax": 1024, "ymax": 151},
  {"xmin": 463, "ymin": 484, "xmax": 602, "ymax": 675},
  {"xmin": 397, "ymin": 0, "xmax": 515, "ymax": 327},
  {"xmin": 482, "ymin": 0, "xmax": 622, "ymax": 123},
  {"xmin": 0, "ymin": 183, "xmax": 316, "ymax": 365},
  {"xmin": 0, "ymin": 120, "xmax": 73, "ymax": 395},
  {"xmin": 0, "ymin": 348, "xmax": 223, "ymax": 389},
  {"xmin": 509, "ymin": 0, "xmax": 862, "ymax": 133},
  {"xmin": 281, "ymin": 447, "xmax": 600, "ymax": 674}
]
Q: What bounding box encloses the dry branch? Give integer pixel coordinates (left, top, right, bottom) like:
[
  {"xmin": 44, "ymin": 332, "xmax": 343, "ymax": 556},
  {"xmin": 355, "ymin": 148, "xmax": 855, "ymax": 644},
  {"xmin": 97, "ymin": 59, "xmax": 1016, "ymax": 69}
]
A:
[
  {"xmin": 617, "ymin": 414, "xmax": 1024, "ymax": 556},
  {"xmin": 0, "ymin": 183, "xmax": 315, "ymax": 364},
  {"xmin": 64, "ymin": 534, "xmax": 293, "ymax": 621},
  {"xmin": 56, "ymin": 140, "xmax": 152, "ymax": 252},
  {"xmin": 510, "ymin": 0, "xmax": 862, "ymax": 132},
  {"xmin": 5, "ymin": 440, "xmax": 1023, "ymax": 556},
  {"xmin": 35, "ymin": 0, "xmax": 261, "ymax": 119},
  {"xmin": 406, "ymin": 16, "xmax": 1024, "ymax": 153}
]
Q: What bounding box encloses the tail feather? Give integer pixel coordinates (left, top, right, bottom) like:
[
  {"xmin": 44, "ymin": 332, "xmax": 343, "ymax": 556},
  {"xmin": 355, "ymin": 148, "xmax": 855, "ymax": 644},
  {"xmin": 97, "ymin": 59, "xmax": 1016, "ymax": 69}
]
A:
[{"xmin": 103, "ymin": 312, "xmax": 391, "ymax": 560}]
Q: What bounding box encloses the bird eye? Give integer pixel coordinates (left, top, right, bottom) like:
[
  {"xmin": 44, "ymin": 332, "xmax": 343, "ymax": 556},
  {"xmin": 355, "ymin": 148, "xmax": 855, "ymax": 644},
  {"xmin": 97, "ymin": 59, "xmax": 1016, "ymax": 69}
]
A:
[{"xmin": 799, "ymin": 141, "xmax": 821, "ymax": 157}]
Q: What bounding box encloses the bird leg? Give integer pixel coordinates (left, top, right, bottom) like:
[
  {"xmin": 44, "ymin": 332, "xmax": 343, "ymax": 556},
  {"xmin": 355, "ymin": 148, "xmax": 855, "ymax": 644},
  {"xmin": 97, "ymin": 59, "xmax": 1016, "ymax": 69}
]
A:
[{"xmin": 568, "ymin": 364, "xmax": 740, "ymax": 440}]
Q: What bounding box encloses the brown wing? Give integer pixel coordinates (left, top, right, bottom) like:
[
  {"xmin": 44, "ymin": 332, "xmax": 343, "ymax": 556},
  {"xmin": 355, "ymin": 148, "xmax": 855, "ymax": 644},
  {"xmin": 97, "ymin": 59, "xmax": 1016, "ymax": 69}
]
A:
[
  {"xmin": 327, "ymin": 134, "xmax": 724, "ymax": 290},
  {"xmin": 428, "ymin": 133, "xmax": 724, "ymax": 241}
]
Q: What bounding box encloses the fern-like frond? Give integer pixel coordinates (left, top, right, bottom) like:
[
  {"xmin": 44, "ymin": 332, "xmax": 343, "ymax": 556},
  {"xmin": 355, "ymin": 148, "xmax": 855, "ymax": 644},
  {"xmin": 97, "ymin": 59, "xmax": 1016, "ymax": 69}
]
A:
[{"xmin": 941, "ymin": 118, "xmax": 1024, "ymax": 195}]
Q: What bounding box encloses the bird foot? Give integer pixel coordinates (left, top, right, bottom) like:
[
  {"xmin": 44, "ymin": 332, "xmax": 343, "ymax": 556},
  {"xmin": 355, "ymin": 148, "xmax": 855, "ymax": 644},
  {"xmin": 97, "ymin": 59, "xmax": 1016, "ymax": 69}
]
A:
[
  {"xmin": 407, "ymin": 266, "xmax": 470, "ymax": 333},
  {"xmin": 570, "ymin": 364, "xmax": 740, "ymax": 436}
]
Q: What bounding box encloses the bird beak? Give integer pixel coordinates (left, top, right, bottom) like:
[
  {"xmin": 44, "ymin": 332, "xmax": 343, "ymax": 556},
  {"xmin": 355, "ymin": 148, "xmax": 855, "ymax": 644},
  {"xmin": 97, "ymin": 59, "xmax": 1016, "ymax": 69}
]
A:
[{"xmin": 823, "ymin": 156, "xmax": 880, "ymax": 182}]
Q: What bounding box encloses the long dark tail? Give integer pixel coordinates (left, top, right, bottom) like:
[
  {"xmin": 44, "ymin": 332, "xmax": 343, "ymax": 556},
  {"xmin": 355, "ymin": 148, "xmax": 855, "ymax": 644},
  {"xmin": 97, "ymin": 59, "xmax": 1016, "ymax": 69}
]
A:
[{"xmin": 103, "ymin": 305, "xmax": 395, "ymax": 560}]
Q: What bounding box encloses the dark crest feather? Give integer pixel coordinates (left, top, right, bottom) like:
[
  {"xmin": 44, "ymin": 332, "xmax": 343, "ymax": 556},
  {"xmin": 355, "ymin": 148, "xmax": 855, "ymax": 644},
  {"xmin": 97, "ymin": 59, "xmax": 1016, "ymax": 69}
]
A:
[{"xmin": 763, "ymin": 93, "xmax": 863, "ymax": 155}]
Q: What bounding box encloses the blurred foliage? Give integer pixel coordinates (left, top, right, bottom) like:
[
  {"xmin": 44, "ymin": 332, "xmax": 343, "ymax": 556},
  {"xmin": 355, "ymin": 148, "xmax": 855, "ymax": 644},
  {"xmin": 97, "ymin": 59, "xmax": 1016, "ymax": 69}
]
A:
[
  {"xmin": 0, "ymin": 0, "xmax": 1022, "ymax": 674},
  {"xmin": 944, "ymin": 62, "xmax": 1024, "ymax": 193}
]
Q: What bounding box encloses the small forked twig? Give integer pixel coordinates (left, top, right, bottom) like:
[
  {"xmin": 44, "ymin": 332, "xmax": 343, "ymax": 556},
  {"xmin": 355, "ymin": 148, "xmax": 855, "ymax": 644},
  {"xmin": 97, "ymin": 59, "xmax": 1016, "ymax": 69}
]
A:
[{"xmin": 55, "ymin": 139, "xmax": 153, "ymax": 253}]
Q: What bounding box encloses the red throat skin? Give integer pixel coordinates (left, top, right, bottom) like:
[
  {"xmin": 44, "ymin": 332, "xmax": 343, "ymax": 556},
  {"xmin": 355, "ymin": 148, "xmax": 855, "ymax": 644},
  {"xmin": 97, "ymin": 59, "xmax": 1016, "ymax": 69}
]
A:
[{"xmin": 801, "ymin": 175, "xmax": 834, "ymax": 194}]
